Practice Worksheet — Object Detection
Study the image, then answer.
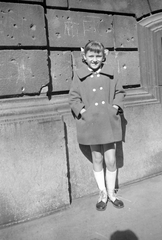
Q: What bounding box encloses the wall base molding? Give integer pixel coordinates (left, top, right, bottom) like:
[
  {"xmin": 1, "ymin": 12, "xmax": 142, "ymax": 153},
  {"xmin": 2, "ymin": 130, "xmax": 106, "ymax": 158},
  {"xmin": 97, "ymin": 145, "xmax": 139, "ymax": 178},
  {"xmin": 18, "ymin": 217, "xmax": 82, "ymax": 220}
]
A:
[{"xmin": 0, "ymin": 94, "xmax": 70, "ymax": 123}]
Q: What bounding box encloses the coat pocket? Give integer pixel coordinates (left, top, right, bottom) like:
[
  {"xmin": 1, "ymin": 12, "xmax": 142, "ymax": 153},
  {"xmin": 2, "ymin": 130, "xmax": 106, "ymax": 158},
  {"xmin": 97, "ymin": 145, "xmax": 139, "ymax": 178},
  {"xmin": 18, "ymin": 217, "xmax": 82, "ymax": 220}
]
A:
[
  {"xmin": 108, "ymin": 105, "xmax": 120, "ymax": 122},
  {"xmin": 81, "ymin": 109, "xmax": 92, "ymax": 122},
  {"xmin": 81, "ymin": 105, "xmax": 99, "ymax": 122}
]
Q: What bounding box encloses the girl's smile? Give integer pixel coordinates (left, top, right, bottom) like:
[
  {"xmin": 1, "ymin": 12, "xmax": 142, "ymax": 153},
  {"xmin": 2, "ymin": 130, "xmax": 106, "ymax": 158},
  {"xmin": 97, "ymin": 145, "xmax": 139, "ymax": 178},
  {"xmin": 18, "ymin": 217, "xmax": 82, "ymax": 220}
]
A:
[{"xmin": 84, "ymin": 50, "xmax": 104, "ymax": 71}]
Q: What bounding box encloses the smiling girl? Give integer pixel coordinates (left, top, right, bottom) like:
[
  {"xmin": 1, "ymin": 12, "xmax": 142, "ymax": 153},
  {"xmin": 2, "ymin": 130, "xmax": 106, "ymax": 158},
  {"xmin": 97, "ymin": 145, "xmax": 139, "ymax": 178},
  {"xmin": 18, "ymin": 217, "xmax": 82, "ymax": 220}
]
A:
[{"xmin": 69, "ymin": 41, "xmax": 125, "ymax": 211}]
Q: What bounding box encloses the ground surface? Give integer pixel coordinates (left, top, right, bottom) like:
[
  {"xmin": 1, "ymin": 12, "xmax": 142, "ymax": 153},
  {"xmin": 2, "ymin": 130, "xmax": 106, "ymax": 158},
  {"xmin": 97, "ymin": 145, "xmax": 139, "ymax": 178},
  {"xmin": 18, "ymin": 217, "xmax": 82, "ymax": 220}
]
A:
[{"xmin": 0, "ymin": 174, "xmax": 162, "ymax": 240}]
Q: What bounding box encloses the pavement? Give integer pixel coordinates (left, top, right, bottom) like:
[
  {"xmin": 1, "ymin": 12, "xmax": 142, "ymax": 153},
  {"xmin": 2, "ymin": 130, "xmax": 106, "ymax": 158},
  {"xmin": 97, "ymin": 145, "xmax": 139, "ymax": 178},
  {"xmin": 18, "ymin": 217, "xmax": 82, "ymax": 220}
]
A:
[{"xmin": 0, "ymin": 174, "xmax": 162, "ymax": 240}]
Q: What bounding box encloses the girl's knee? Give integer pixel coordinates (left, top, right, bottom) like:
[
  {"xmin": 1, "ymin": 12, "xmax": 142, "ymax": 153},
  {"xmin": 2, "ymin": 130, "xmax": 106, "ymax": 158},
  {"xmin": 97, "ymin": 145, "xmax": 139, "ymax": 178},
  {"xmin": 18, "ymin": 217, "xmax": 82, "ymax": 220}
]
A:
[
  {"xmin": 93, "ymin": 154, "xmax": 103, "ymax": 164},
  {"xmin": 104, "ymin": 151, "xmax": 116, "ymax": 169},
  {"xmin": 90, "ymin": 145, "xmax": 103, "ymax": 164}
]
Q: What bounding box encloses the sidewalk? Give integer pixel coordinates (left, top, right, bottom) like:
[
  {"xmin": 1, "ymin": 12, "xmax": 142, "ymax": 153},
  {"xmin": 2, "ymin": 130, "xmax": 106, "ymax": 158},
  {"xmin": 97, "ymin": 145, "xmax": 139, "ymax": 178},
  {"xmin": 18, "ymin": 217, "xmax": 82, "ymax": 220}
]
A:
[{"xmin": 0, "ymin": 174, "xmax": 162, "ymax": 240}]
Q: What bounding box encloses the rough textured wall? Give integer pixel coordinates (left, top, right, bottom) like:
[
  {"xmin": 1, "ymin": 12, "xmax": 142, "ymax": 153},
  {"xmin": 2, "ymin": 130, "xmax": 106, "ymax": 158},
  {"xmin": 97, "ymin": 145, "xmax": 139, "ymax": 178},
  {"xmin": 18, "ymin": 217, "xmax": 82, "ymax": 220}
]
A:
[
  {"xmin": 0, "ymin": 2, "xmax": 48, "ymax": 95},
  {"xmin": 0, "ymin": 0, "xmax": 162, "ymax": 227}
]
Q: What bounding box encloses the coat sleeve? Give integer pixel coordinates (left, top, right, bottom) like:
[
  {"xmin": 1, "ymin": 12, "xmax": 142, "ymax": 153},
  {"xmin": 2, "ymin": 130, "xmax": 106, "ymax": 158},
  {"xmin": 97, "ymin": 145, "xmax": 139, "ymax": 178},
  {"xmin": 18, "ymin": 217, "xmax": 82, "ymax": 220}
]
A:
[
  {"xmin": 69, "ymin": 72, "xmax": 85, "ymax": 118},
  {"xmin": 112, "ymin": 78, "xmax": 126, "ymax": 110}
]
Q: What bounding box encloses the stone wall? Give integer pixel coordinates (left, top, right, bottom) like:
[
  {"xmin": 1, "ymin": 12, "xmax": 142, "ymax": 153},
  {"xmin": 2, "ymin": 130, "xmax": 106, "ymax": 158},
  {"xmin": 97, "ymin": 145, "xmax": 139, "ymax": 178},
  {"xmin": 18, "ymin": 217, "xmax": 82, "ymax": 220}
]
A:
[{"xmin": 0, "ymin": 0, "xmax": 162, "ymax": 227}]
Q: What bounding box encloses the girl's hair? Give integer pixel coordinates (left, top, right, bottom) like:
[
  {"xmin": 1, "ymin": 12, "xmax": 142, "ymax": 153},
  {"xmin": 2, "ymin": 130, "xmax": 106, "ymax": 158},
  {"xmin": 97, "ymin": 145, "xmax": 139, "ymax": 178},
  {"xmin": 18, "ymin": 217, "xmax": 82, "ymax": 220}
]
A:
[{"xmin": 82, "ymin": 40, "xmax": 106, "ymax": 62}]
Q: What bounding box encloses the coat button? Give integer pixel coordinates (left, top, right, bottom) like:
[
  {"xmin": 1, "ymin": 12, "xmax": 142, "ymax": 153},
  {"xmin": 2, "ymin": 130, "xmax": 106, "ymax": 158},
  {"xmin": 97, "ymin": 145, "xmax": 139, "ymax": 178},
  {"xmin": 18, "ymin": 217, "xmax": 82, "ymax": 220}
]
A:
[
  {"xmin": 102, "ymin": 101, "xmax": 105, "ymax": 104},
  {"xmin": 90, "ymin": 75, "xmax": 94, "ymax": 78},
  {"xmin": 100, "ymin": 87, "xmax": 103, "ymax": 90},
  {"xmin": 95, "ymin": 102, "xmax": 98, "ymax": 106},
  {"xmin": 97, "ymin": 74, "xmax": 100, "ymax": 77},
  {"xmin": 93, "ymin": 88, "xmax": 96, "ymax": 92}
]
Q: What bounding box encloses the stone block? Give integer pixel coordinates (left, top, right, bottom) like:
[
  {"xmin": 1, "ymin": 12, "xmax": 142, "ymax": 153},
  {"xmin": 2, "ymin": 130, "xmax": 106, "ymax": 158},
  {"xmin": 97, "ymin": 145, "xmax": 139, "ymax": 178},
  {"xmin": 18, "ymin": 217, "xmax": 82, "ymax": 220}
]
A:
[
  {"xmin": 47, "ymin": 9, "xmax": 113, "ymax": 48},
  {"xmin": 46, "ymin": 0, "xmax": 68, "ymax": 7},
  {"xmin": 148, "ymin": 0, "xmax": 162, "ymax": 12},
  {"xmin": 114, "ymin": 15, "xmax": 138, "ymax": 48},
  {"xmin": 0, "ymin": 50, "xmax": 49, "ymax": 96},
  {"xmin": 68, "ymin": 0, "xmax": 150, "ymax": 19},
  {"xmin": 113, "ymin": 51, "xmax": 140, "ymax": 86},
  {"xmin": 50, "ymin": 51, "xmax": 72, "ymax": 91},
  {"xmin": 0, "ymin": 116, "xmax": 69, "ymax": 225},
  {"xmin": 0, "ymin": 2, "xmax": 46, "ymax": 46},
  {"xmin": 72, "ymin": 51, "xmax": 140, "ymax": 87},
  {"xmin": 119, "ymin": 104, "xmax": 162, "ymax": 185}
]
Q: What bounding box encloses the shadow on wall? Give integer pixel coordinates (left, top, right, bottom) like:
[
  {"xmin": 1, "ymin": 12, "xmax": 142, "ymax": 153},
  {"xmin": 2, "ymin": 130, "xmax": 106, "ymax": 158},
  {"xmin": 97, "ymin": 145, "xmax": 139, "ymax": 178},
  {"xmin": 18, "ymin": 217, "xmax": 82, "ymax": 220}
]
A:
[{"xmin": 110, "ymin": 230, "xmax": 139, "ymax": 240}]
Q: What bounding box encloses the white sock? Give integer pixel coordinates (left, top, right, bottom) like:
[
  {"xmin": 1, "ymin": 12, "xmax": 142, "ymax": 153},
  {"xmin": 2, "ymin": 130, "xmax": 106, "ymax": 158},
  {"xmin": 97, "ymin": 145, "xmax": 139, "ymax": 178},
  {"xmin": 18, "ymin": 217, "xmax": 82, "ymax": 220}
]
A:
[
  {"xmin": 93, "ymin": 169, "xmax": 106, "ymax": 192},
  {"xmin": 106, "ymin": 168, "xmax": 117, "ymax": 202}
]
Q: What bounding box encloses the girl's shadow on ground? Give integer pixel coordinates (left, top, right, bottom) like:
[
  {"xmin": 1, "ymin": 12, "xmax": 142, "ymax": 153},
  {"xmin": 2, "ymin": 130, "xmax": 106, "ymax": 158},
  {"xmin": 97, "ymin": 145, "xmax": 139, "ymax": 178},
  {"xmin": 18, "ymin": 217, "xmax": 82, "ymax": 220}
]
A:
[{"xmin": 110, "ymin": 230, "xmax": 139, "ymax": 240}]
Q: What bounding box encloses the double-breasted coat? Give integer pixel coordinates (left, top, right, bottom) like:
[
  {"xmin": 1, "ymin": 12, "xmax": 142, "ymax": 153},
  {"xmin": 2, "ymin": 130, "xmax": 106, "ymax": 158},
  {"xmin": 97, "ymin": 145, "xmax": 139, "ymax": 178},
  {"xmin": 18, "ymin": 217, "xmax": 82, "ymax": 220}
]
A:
[{"xmin": 69, "ymin": 62, "xmax": 125, "ymax": 145}]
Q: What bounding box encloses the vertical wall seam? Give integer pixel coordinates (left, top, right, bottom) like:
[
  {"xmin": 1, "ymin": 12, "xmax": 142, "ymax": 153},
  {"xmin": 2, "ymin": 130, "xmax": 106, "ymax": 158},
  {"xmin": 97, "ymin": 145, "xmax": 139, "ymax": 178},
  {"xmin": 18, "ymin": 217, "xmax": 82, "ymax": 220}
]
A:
[
  {"xmin": 64, "ymin": 121, "xmax": 72, "ymax": 204},
  {"xmin": 146, "ymin": 0, "xmax": 152, "ymax": 14},
  {"xmin": 43, "ymin": 0, "xmax": 53, "ymax": 100}
]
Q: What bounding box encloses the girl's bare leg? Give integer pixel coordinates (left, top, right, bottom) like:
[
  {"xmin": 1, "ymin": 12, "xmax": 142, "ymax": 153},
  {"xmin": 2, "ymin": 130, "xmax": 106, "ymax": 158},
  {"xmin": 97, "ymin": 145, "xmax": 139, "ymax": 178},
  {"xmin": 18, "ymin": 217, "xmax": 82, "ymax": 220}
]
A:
[
  {"xmin": 90, "ymin": 144, "xmax": 107, "ymax": 211},
  {"xmin": 90, "ymin": 144, "xmax": 103, "ymax": 172},
  {"xmin": 103, "ymin": 143, "xmax": 116, "ymax": 171}
]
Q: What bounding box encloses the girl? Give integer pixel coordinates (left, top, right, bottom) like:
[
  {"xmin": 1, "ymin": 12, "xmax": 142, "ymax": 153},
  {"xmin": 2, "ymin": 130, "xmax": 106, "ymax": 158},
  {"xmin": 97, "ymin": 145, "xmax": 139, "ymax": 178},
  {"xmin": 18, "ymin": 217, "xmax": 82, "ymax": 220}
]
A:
[{"xmin": 69, "ymin": 40, "xmax": 125, "ymax": 211}]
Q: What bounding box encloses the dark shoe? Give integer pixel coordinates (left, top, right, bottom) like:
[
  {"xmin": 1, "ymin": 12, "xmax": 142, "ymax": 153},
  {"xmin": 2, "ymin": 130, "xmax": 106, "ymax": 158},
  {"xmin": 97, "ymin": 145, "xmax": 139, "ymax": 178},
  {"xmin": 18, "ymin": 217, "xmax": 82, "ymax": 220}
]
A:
[
  {"xmin": 96, "ymin": 190, "xmax": 108, "ymax": 211},
  {"xmin": 109, "ymin": 198, "xmax": 124, "ymax": 209},
  {"xmin": 96, "ymin": 201, "xmax": 107, "ymax": 211}
]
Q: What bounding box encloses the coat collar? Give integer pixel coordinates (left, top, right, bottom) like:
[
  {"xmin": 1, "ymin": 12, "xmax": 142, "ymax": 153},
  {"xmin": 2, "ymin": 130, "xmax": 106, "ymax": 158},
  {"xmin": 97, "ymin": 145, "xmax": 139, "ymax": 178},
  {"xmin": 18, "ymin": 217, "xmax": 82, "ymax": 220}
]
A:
[{"xmin": 76, "ymin": 62, "xmax": 114, "ymax": 80}]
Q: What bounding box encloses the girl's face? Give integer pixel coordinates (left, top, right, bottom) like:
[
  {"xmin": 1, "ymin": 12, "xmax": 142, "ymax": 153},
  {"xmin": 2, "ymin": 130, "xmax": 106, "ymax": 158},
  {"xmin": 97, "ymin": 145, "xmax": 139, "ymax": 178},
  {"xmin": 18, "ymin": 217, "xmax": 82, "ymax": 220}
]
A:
[{"xmin": 84, "ymin": 50, "xmax": 104, "ymax": 71}]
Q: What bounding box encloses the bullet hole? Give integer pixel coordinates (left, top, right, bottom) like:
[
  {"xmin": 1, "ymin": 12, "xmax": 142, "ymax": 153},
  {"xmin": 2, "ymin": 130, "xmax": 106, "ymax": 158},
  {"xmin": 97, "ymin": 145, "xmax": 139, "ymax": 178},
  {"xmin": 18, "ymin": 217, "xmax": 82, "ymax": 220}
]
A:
[
  {"xmin": 55, "ymin": 32, "xmax": 61, "ymax": 38},
  {"xmin": 123, "ymin": 64, "xmax": 127, "ymax": 69},
  {"xmin": 21, "ymin": 87, "xmax": 25, "ymax": 92},
  {"xmin": 23, "ymin": 17, "xmax": 26, "ymax": 21},
  {"xmin": 100, "ymin": 19, "xmax": 103, "ymax": 22},
  {"xmin": 127, "ymin": 38, "xmax": 130, "ymax": 42},
  {"xmin": 18, "ymin": 43, "xmax": 22, "ymax": 46},
  {"xmin": 120, "ymin": 44, "xmax": 124, "ymax": 47},
  {"xmin": 10, "ymin": 58, "xmax": 16, "ymax": 62},
  {"xmin": 32, "ymin": 36, "xmax": 36, "ymax": 40},
  {"xmin": 106, "ymin": 28, "xmax": 112, "ymax": 33},
  {"xmin": 30, "ymin": 24, "xmax": 36, "ymax": 31},
  {"xmin": 13, "ymin": 23, "xmax": 17, "ymax": 28},
  {"xmin": 67, "ymin": 16, "xmax": 70, "ymax": 20},
  {"xmin": 131, "ymin": 37, "xmax": 134, "ymax": 41}
]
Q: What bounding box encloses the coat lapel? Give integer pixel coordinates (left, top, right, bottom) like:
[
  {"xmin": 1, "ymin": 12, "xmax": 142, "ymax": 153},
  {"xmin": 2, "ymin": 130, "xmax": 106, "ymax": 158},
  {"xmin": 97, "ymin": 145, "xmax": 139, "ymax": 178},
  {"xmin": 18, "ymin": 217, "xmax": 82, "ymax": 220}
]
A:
[
  {"xmin": 76, "ymin": 63, "xmax": 114, "ymax": 80},
  {"xmin": 100, "ymin": 63, "xmax": 114, "ymax": 77}
]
